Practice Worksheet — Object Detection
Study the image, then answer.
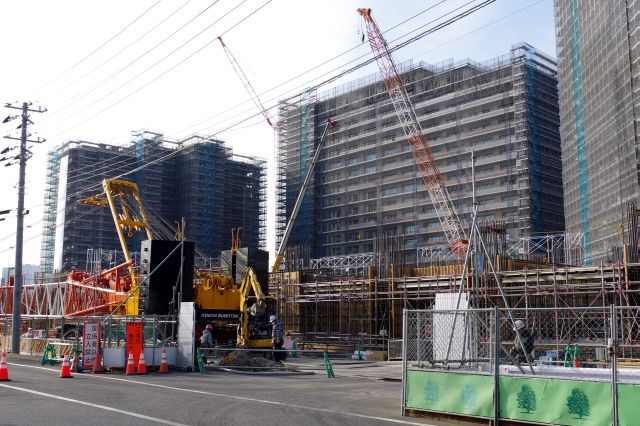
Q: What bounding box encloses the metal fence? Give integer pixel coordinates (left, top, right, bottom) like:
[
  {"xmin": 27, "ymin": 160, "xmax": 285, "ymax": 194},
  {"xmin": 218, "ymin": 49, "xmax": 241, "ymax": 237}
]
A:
[
  {"xmin": 0, "ymin": 315, "xmax": 177, "ymax": 355},
  {"xmin": 402, "ymin": 305, "xmax": 640, "ymax": 425}
]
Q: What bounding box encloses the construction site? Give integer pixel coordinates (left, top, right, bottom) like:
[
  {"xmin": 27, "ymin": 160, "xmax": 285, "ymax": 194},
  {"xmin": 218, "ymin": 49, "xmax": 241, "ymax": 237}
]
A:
[{"xmin": 1, "ymin": 3, "xmax": 640, "ymax": 426}]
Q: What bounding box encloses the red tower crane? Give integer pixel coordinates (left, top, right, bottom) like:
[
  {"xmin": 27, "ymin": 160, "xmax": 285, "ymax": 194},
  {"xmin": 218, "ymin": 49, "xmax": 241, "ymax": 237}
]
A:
[{"xmin": 357, "ymin": 8, "xmax": 467, "ymax": 255}]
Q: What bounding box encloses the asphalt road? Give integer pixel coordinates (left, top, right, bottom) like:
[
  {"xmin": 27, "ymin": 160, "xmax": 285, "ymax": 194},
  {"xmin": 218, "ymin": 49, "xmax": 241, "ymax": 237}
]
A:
[{"xmin": 0, "ymin": 355, "xmax": 450, "ymax": 426}]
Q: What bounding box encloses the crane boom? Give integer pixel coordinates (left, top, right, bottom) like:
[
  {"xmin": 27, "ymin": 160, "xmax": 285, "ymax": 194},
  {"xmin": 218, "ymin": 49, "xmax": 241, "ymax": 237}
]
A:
[
  {"xmin": 357, "ymin": 8, "xmax": 467, "ymax": 255},
  {"xmin": 218, "ymin": 36, "xmax": 276, "ymax": 129},
  {"xmin": 271, "ymin": 118, "xmax": 337, "ymax": 273}
]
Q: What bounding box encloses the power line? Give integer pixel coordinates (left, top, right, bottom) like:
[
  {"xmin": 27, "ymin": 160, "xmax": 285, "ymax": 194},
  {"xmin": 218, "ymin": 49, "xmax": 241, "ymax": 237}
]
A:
[
  {"xmin": 40, "ymin": 0, "xmax": 224, "ymax": 124},
  {"xmin": 33, "ymin": 0, "xmax": 164, "ymax": 97},
  {"xmin": 173, "ymin": 0, "xmax": 477, "ymax": 136},
  {"xmin": 4, "ymin": 0, "xmax": 530, "ymax": 251},
  {"xmin": 47, "ymin": 0, "xmax": 272, "ymax": 140},
  {"xmin": 43, "ymin": 0, "xmax": 195, "ymax": 103},
  {"xmin": 13, "ymin": 2, "xmax": 496, "ymax": 225}
]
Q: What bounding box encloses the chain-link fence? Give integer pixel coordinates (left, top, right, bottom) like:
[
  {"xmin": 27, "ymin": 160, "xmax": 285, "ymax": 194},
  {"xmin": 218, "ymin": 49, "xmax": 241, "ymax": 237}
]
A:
[
  {"xmin": 404, "ymin": 308, "xmax": 495, "ymax": 371},
  {"xmin": 402, "ymin": 305, "xmax": 640, "ymax": 425},
  {"xmin": 0, "ymin": 315, "xmax": 177, "ymax": 356}
]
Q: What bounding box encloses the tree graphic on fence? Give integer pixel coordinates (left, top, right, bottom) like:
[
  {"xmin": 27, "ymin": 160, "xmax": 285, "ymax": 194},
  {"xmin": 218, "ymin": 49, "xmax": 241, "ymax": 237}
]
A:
[
  {"xmin": 516, "ymin": 384, "xmax": 537, "ymax": 413},
  {"xmin": 460, "ymin": 384, "xmax": 476, "ymax": 409},
  {"xmin": 567, "ymin": 388, "xmax": 590, "ymax": 419},
  {"xmin": 423, "ymin": 380, "xmax": 439, "ymax": 404}
]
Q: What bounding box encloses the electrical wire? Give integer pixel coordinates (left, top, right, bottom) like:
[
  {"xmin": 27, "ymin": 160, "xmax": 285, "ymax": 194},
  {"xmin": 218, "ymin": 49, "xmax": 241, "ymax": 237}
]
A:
[
  {"xmin": 39, "ymin": 0, "xmax": 225, "ymax": 124},
  {"xmin": 43, "ymin": 0, "xmax": 195, "ymax": 103},
  {"xmin": 47, "ymin": 0, "xmax": 272, "ymax": 139},
  {"xmin": 3, "ymin": 0, "xmax": 529, "ymax": 252},
  {"xmin": 7, "ymin": 2, "xmax": 496, "ymax": 235},
  {"xmin": 173, "ymin": 0, "xmax": 478, "ymax": 136},
  {"xmin": 33, "ymin": 0, "xmax": 164, "ymax": 97}
]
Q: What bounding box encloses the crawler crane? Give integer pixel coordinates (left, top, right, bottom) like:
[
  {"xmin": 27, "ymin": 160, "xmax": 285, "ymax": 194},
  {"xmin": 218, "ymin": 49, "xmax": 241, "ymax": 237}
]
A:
[{"xmin": 358, "ymin": 8, "xmax": 468, "ymax": 255}]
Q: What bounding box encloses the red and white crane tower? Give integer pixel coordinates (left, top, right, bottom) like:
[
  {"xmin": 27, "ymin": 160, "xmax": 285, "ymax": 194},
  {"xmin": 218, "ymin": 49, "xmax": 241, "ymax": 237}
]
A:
[{"xmin": 357, "ymin": 8, "xmax": 467, "ymax": 256}]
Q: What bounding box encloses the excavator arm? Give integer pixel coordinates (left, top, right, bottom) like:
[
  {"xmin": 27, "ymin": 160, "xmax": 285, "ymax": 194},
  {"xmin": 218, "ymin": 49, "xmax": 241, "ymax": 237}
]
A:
[{"xmin": 236, "ymin": 267, "xmax": 273, "ymax": 347}]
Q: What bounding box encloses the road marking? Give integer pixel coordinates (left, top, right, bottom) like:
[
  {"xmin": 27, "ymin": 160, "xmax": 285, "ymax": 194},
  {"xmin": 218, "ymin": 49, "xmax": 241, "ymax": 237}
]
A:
[
  {"xmin": 0, "ymin": 382, "xmax": 187, "ymax": 426},
  {"xmin": 9, "ymin": 361, "xmax": 428, "ymax": 425}
]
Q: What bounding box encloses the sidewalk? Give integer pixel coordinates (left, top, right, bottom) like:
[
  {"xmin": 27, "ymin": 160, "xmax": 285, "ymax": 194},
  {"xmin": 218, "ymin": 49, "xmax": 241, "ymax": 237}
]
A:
[{"xmin": 286, "ymin": 358, "xmax": 403, "ymax": 381}]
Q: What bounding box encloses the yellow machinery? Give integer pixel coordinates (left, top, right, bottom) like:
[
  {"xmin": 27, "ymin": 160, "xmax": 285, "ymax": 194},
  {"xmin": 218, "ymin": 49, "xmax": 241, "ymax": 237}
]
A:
[
  {"xmin": 194, "ymin": 228, "xmax": 242, "ymax": 314},
  {"xmin": 81, "ymin": 179, "xmax": 153, "ymax": 315},
  {"xmin": 236, "ymin": 267, "xmax": 274, "ymax": 348},
  {"xmin": 82, "ymin": 181, "xmax": 273, "ymax": 348}
]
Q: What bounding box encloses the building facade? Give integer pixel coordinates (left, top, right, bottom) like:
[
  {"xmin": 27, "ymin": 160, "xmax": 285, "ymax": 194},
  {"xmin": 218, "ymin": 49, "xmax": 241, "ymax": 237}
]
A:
[
  {"xmin": 40, "ymin": 132, "xmax": 266, "ymax": 276},
  {"xmin": 554, "ymin": 0, "xmax": 640, "ymax": 263},
  {"xmin": 276, "ymin": 43, "xmax": 564, "ymax": 263}
]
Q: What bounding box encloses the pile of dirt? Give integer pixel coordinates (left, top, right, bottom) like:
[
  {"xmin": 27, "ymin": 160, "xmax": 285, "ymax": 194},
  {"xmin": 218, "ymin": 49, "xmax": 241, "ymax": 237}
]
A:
[{"xmin": 218, "ymin": 351, "xmax": 282, "ymax": 369}]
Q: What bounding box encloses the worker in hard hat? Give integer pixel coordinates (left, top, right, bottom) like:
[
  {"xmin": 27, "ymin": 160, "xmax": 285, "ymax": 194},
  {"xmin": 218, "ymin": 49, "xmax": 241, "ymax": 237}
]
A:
[
  {"xmin": 510, "ymin": 320, "xmax": 535, "ymax": 364},
  {"xmin": 270, "ymin": 315, "xmax": 286, "ymax": 362}
]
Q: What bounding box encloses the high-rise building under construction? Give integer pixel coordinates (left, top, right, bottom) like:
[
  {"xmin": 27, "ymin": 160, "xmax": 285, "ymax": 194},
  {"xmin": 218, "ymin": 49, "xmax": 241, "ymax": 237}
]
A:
[
  {"xmin": 554, "ymin": 0, "xmax": 640, "ymax": 264},
  {"xmin": 40, "ymin": 131, "xmax": 266, "ymax": 276},
  {"xmin": 276, "ymin": 43, "xmax": 564, "ymax": 263}
]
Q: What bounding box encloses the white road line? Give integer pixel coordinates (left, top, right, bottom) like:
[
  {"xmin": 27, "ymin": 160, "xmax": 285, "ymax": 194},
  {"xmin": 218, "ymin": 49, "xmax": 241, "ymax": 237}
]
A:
[
  {"xmin": 8, "ymin": 361, "xmax": 429, "ymax": 425},
  {"xmin": 0, "ymin": 382, "xmax": 187, "ymax": 426}
]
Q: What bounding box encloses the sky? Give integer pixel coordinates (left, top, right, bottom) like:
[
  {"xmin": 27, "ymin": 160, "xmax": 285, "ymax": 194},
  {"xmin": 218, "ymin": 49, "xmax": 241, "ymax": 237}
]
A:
[{"xmin": 0, "ymin": 0, "xmax": 556, "ymax": 267}]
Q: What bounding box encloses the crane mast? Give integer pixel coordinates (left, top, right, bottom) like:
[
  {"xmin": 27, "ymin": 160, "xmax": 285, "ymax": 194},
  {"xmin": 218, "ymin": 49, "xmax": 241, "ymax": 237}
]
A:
[
  {"xmin": 271, "ymin": 118, "xmax": 337, "ymax": 273},
  {"xmin": 218, "ymin": 36, "xmax": 276, "ymax": 129},
  {"xmin": 357, "ymin": 8, "xmax": 467, "ymax": 255}
]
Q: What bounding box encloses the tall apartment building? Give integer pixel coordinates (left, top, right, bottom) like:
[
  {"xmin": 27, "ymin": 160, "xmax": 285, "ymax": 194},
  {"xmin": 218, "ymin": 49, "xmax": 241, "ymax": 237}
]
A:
[
  {"xmin": 276, "ymin": 43, "xmax": 564, "ymax": 262},
  {"xmin": 40, "ymin": 132, "xmax": 266, "ymax": 276},
  {"xmin": 554, "ymin": 0, "xmax": 640, "ymax": 263}
]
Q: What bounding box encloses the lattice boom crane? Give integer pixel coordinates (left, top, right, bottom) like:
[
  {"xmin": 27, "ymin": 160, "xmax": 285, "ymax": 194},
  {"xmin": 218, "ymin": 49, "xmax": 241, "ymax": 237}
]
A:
[
  {"xmin": 357, "ymin": 8, "xmax": 467, "ymax": 255},
  {"xmin": 218, "ymin": 36, "xmax": 276, "ymax": 129}
]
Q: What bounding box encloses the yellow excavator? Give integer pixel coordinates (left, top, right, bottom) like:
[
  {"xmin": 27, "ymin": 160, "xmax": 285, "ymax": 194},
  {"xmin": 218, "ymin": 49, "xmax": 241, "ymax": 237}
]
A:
[{"xmin": 194, "ymin": 228, "xmax": 274, "ymax": 348}]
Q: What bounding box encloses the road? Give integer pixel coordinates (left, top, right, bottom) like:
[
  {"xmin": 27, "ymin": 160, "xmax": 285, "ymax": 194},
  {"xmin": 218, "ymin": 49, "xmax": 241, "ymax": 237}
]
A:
[{"xmin": 0, "ymin": 355, "xmax": 452, "ymax": 426}]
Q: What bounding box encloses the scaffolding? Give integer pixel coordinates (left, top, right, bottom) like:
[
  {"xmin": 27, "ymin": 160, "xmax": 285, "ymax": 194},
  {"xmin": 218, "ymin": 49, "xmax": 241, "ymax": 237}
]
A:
[
  {"xmin": 270, "ymin": 206, "xmax": 640, "ymax": 348},
  {"xmin": 40, "ymin": 132, "xmax": 267, "ymax": 275},
  {"xmin": 40, "ymin": 148, "xmax": 60, "ymax": 277},
  {"xmin": 275, "ymin": 44, "xmax": 565, "ymax": 264},
  {"xmin": 271, "ymin": 261, "xmax": 640, "ymax": 349}
]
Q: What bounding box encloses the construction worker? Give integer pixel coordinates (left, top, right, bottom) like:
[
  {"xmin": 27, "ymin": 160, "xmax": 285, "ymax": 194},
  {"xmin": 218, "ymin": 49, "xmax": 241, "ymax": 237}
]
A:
[
  {"xmin": 270, "ymin": 315, "xmax": 286, "ymax": 362},
  {"xmin": 511, "ymin": 320, "xmax": 535, "ymax": 364},
  {"xmin": 200, "ymin": 324, "xmax": 214, "ymax": 364}
]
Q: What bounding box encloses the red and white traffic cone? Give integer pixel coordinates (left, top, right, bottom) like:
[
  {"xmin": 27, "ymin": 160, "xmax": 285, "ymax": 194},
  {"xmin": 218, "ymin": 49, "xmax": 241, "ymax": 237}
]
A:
[
  {"xmin": 125, "ymin": 352, "xmax": 135, "ymax": 375},
  {"xmin": 137, "ymin": 352, "xmax": 147, "ymax": 375},
  {"xmin": 0, "ymin": 353, "xmax": 10, "ymax": 381},
  {"xmin": 158, "ymin": 349, "xmax": 169, "ymax": 374},
  {"xmin": 60, "ymin": 354, "xmax": 73, "ymax": 378}
]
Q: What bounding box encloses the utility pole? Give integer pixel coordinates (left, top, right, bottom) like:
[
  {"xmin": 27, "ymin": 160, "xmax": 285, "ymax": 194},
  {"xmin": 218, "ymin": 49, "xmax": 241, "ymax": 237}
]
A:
[{"xmin": 3, "ymin": 101, "xmax": 46, "ymax": 354}]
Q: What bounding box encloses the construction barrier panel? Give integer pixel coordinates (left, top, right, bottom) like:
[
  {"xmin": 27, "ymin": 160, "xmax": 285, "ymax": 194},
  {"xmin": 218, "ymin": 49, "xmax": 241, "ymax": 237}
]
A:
[
  {"xmin": 499, "ymin": 376, "xmax": 611, "ymax": 425},
  {"xmin": 402, "ymin": 306, "xmax": 640, "ymax": 425},
  {"xmin": 618, "ymin": 384, "xmax": 640, "ymax": 426},
  {"xmin": 405, "ymin": 370, "xmax": 493, "ymax": 418}
]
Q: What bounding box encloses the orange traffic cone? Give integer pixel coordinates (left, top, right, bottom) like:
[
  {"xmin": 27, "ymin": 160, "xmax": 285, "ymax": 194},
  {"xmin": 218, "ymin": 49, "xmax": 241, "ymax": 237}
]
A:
[
  {"xmin": 0, "ymin": 353, "xmax": 10, "ymax": 381},
  {"xmin": 60, "ymin": 354, "xmax": 73, "ymax": 378},
  {"xmin": 92, "ymin": 350, "xmax": 105, "ymax": 374},
  {"xmin": 158, "ymin": 349, "xmax": 169, "ymax": 374},
  {"xmin": 125, "ymin": 352, "xmax": 135, "ymax": 375},
  {"xmin": 573, "ymin": 354, "xmax": 580, "ymax": 368},
  {"xmin": 137, "ymin": 352, "xmax": 147, "ymax": 375}
]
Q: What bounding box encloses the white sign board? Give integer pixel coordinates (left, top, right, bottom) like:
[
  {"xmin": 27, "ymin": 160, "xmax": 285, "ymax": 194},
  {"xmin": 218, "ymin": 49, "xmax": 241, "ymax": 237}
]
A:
[
  {"xmin": 82, "ymin": 322, "xmax": 101, "ymax": 368},
  {"xmin": 177, "ymin": 302, "xmax": 195, "ymax": 370}
]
